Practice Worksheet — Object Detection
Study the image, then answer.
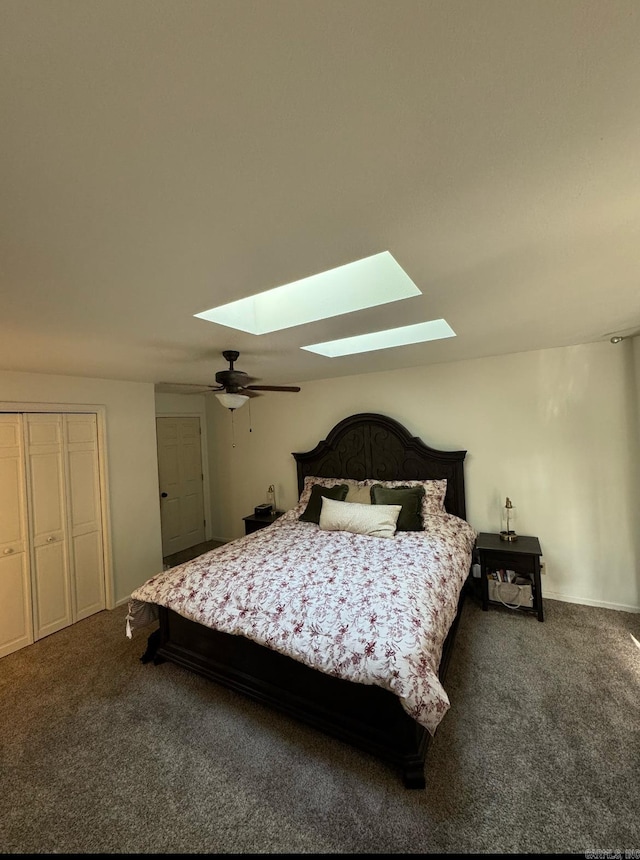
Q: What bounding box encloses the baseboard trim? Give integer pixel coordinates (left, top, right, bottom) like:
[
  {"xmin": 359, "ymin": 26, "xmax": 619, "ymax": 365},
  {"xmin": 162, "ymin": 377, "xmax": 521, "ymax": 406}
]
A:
[{"xmin": 544, "ymin": 590, "xmax": 639, "ymax": 614}]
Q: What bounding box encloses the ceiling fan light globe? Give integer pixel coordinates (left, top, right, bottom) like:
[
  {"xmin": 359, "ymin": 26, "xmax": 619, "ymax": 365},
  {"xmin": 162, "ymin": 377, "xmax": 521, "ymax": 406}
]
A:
[{"xmin": 215, "ymin": 392, "xmax": 249, "ymax": 411}]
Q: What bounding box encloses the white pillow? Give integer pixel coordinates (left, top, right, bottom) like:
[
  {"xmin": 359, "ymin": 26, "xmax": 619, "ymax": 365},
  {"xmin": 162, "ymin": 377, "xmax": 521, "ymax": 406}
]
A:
[{"xmin": 318, "ymin": 496, "xmax": 402, "ymax": 539}]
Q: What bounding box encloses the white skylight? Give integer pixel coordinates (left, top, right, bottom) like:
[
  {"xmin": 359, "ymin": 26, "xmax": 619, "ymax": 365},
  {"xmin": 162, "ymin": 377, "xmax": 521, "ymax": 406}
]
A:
[
  {"xmin": 193, "ymin": 251, "xmax": 421, "ymax": 334},
  {"xmin": 300, "ymin": 319, "xmax": 456, "ymax": 357}
]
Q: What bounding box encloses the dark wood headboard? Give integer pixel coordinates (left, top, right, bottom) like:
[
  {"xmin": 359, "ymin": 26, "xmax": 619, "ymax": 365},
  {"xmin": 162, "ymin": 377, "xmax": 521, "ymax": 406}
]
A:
[{"xmin": 293, "ymin": 412, "xmax": 467, "ymax": 520}]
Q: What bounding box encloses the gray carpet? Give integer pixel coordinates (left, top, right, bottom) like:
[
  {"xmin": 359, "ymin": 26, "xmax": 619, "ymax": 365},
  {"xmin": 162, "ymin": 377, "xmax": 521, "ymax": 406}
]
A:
[{"xmin": 1, "ymin": 595, "xmax": 639, "ymax": 854}]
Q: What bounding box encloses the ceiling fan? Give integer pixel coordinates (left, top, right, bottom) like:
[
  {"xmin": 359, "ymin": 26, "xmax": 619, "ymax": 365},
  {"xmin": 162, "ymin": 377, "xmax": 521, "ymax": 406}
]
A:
[{"xmin": 158, "ymin": 350, "xmax": 301, "ymax": 410}]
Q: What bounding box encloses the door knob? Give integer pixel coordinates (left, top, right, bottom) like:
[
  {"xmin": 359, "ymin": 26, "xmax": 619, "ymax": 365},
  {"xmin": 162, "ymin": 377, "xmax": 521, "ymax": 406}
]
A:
[
  {"xmin": 3, "ymin": 548, "xmax": 13, "ymax": 555},
  {"xmin": 47, "ymin": 536, "xmax": 56, "ymax": 542},
  {"xmin": 161, "ymin": 492, "xmax": 168, "ymax": 498}
]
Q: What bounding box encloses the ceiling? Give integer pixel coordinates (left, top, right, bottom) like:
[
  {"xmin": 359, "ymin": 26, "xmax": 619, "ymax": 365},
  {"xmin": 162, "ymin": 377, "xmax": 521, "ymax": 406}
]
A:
[{"xmin": 1, "ymin": 1, "xmax": 639, "ymax": 392}]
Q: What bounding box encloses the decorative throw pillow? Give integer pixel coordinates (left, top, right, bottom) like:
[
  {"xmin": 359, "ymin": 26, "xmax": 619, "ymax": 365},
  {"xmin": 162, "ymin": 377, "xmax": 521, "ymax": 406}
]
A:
[
  {"xmin": 290, "ymin": 476, "xmax": 353, "ymax": 518},
  {"xmin": 370, "ymin": 484, "xmax": 426, "ymax": 531},
  {"xmin": 299, "ymin": 483, "xmax": 349, "ymax": 524},
  {"xmin": 362, "ymin": 478, "xmax": 448, "ymax": 520},
  {"xmin": 344, "ymin": 484, "xmax": 372, "ymax": 505},
  {"xmin": 318, "ymin": 497, "xmax": 402, "ymax": 539}
]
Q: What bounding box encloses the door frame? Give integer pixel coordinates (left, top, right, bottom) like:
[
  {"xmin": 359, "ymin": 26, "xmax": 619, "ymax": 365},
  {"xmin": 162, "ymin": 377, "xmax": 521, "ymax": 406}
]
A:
[
  {"xmin": 0, "ymin": 401, "xmax": 114, "ymax": 609},
  {"xmin": 156, "ymin": 412, "xmax": 212, "ymax": 545}
]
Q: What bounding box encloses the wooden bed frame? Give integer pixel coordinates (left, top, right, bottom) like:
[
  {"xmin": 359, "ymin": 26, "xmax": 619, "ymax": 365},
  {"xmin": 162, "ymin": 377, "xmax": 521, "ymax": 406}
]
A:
[{"xmin": 146, "ymin": 412, "xmax": 468, "ymax": 789}]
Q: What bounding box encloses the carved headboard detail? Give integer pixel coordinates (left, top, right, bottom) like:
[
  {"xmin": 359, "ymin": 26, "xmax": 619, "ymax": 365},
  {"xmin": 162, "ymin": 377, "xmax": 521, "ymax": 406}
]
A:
[{"xmin": 293, "ymin": 412, "xmax": 467, "ymax": 520}]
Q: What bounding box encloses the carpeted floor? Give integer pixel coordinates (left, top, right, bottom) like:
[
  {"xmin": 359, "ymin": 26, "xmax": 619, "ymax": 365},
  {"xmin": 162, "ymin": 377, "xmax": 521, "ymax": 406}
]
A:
[{"xmin": 1, "ymin": 594, "xmax": 638, "ymax": 854}]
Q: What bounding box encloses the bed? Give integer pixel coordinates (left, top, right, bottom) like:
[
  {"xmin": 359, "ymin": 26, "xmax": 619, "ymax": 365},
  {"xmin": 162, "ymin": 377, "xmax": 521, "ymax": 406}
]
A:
[{"xmin": 127, "ymin": 412, "xmax": 475, "ymax": 788}]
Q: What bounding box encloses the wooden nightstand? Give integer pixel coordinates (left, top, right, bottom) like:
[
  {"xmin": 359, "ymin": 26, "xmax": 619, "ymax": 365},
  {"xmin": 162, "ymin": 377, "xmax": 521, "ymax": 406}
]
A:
[
  {"xmin": 243, "ymin": 511, "xmax": 285, "ymax": 535},
  {"xmin": 475, "ymin": 532, "xmax": 544, "ymax": 622}
]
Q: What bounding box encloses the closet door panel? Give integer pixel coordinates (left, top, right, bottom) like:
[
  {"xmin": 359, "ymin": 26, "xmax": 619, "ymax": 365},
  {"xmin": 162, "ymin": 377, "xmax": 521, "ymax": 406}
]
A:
[
  {"xmin": 0, "ymin": 414, "xmax": 32, "ymax": 658},
  {"xmin": 32, "ymin": 540, "xmax": 70, "ymax": 637},
  {"xmin": 64, "ymin": 415, "xmax": 105, "ymax": 619},
  {"xmin": 29, "ymin": 451, "xmax": 66, "ymax": 540},
  {"xmin": 25, "ymin": 415, "xmax": 71, "ymax": 640},
  {"xmin": 0, "ymin": 552, "xmax": 32, "ymax": 658},
  {"xmin": 73, "ymin": 531, "xmax": 104, "ymax": 619},
  {"xmin": 0, "ymin": 457, "xmax": 26, "ymax": 549},
  {"xmin": 67, "ymin": 449, "xmax": 101, "ymax": 532}
]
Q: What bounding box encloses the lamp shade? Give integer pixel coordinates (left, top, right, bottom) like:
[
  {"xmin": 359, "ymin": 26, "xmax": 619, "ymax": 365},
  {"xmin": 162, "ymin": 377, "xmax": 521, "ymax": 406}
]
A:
[{"xmin": 215, "ymin": 392, "xmax": 249, "ymax": 411}]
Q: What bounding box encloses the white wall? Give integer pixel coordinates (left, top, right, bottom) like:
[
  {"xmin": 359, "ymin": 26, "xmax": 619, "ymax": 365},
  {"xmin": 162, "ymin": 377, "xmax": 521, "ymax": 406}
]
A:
[
  {"xmin": 206, "ymin": 340, "xmax": 640, "ymax": 613},
  {"xmin": 0, "ymin": 370, "xmax": 163, "ymax": 606}
]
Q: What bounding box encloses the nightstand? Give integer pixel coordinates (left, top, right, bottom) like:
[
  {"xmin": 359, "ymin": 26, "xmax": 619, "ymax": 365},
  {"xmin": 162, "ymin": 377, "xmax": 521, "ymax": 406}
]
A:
[
  {"xmin": 475, "ymin": 532, "xmax": 544, "ymax": 622},
  {"xmin": 243, "ymin": 511, "xmax": 285, "ymax": 535}
]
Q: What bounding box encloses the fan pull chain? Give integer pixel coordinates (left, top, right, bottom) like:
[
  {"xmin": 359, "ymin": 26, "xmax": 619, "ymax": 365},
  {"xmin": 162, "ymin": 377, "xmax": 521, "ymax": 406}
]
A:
[
  {"xmin": 231, "ymin": 409, "xmax": 236, "ymax": 448},
  {"xmin": 248, "ymin": 399, "xmax": 252, "ymax": 432}
]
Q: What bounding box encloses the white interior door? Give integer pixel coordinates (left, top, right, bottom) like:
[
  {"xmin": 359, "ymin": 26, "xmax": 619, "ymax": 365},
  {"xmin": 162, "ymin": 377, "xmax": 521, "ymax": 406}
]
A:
[
  {"xmin": 156, "ymin": 417, "xmax": 205, "ymax": 556},
  {"xmin": 0, "ymin": 414, "xmax": 33, "ymax": 658}
]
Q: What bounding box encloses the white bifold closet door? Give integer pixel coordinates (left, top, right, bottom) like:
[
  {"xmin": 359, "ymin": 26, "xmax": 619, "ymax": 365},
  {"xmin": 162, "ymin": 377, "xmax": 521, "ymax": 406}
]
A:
[{"xmin": 0, "ymin": 412, "xmax": 105, "ymax": 658}]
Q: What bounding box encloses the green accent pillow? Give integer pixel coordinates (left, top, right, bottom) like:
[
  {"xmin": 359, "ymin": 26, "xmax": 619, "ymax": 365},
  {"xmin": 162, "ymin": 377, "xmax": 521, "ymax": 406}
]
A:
[
  {"xmin": 299, "ymin": 483, "xmax": 349, "ymax": 524},
  {"xmin": 369, "ymin": 484, "xmax": 426, "ymax": 531}
]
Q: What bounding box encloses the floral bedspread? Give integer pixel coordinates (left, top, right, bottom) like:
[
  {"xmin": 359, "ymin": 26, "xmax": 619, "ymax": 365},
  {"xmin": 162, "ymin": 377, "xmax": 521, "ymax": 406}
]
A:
[{"xmin": 127, "ymin": 513, "xmax": 476, "ymax": 735}]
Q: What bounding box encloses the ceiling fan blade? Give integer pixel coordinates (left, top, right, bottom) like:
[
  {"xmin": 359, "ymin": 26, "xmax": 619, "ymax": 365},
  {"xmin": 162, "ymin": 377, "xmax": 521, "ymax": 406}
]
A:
[
  {"xmin": 156, "ymin": 382, "xmax": 223, "ymax": 394},
  {"xmin": 245, "ymin": 385, "xmax": 301, "ymax": 392}
]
